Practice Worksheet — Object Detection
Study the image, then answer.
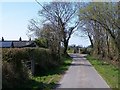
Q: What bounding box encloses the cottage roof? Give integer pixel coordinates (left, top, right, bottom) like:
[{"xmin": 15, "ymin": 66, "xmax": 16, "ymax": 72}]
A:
[
  {"xmin": 0, "ymin": 41, "xmax": 12, "ymax": 48},
  {"xmin": 13, "ymin": 41, "xmax": 34, "ymax": 48},
  {"xmin": 0, "ymin": 40, "xmax": 36, "ymax": 48}
]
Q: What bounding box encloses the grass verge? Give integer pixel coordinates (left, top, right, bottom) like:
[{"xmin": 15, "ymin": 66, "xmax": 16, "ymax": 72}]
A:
[
  {"xmin": 87, "ymin": 55, "xmax": 120, "ymax": 89},
  {"xmin": 23, "ymin": 56, "xmax": 72, "ymax": 89}
]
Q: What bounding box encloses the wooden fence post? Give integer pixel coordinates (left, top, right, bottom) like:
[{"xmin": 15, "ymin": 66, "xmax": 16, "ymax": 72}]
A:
[
  {"xmin": 29, "ymin": 49, "xmax": 35, "ymax": 76},
  {"xmin": 0, "ymin": 48, "xmax": 2, "ymax": 89},
  {"xmin": 31, "ymin": 56, "xmax": 35, "ymax": 76}
]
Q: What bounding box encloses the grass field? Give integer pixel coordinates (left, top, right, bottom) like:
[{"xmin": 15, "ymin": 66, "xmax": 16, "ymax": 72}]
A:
[
  {"xmin": 23, "ymin": 56, "xmax": 72, "ymax": 89},
  {"xmin": 87, "ymin": 55, "xmax": 119, "ymax": 89}
]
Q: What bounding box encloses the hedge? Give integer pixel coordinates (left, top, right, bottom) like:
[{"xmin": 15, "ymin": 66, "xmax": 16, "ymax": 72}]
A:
[{"xmin": 2, "ymin": 48, "xmax": 60, "ymax": 88}]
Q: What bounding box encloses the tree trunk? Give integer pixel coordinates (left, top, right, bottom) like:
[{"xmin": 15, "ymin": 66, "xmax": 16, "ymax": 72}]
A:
[
  {"xmin": 88, "ymin": 33, "xmax": 93, "ymax": 48},
  {"xmin": 63, "ymin": 40, "xmax": 68, "ymax": 56}
]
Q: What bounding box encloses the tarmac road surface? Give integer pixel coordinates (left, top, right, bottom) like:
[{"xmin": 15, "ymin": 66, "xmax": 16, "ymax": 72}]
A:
[{"xmin": 56, "ymin": 54, "xmax": 110, "ymax": 88}]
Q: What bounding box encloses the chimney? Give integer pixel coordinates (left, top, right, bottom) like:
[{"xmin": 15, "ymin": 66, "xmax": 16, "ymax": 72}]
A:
[
  {"xmin": 2, "ymin": 37, "xmax": 4, "ymax": 41},
  {"xmin": 19, "ymin": 37, "xmax": 22, "ymax": 41},
  {"xmin": 29, "ymin": 37, "xmax": 31, "ymax": 41},
  {"xmin": 11, "ymin": 41, "xmax": 14, "ymax": 48}
]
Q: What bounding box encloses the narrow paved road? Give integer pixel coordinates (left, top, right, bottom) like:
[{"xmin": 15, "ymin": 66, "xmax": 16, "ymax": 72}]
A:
[{"xmin": 57, "ymin": 54, "xmax": 110, "ymax": 88}]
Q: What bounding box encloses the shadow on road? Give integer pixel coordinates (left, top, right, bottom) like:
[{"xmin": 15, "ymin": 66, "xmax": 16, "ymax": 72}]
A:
[
  {"xmin": 70, "ymin": 63, "xmax": 92, "ymax": 67},
  {"xmin": 69, "ymin": 54, "xmax": 87, "ymax": 58}
]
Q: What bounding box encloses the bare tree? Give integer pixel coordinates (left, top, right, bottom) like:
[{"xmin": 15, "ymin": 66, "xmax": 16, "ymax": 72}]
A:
[{"xmin": 28, "ymin": 1, "xmax": 80, "ymax": 55}]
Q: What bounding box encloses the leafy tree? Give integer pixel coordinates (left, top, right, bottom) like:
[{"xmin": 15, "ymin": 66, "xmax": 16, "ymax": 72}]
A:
[{"xmin": 79, "ymin": 2, "xmax": 120, "ymax": 64}]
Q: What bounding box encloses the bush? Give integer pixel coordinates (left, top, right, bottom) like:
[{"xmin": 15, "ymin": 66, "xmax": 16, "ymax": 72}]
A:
[
  {"xmin": 80, "ymin": 48, "xmax": 91, "ymax": 54},
  {"xmin": 2, "ymin": 48, "xmax": 30, "ymax": 88},
  {"xmin": 34, "ymin": 38, "xmax": 48, "ymax": 48},
  {"xmin": 33, "ymin": 48, "xmax": 60, "ymax": 74},
  {"xmin": 2, "ymin": 48, "xmax": 60, "ymax": 88}
]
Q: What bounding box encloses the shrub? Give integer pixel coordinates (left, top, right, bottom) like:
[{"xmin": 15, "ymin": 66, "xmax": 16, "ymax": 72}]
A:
[
  {"xmin": 2, "ymin": 48, "xmax": 60, "ymax": 88},
  {"xmin": 34, "ymin": 38, "xmax": 48, "ymax": 48},
  {"xmin": 80, "ymin": 47, "xmax": 91, "ymax": 54},
  {"xmin": 2, "ymin": 48, "xmax": 30, "ymax": 88},
  {"xmin": 33, "ymin": 48, "xmax": 60, "ymax": 74}
]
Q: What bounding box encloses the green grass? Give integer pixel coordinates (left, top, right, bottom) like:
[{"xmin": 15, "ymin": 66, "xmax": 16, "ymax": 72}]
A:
[
  {"xmin": 87, "ymin": 55, "xmax": 120, "ymax": 89},
  {"xmin": 23, "ymin": 56, "xmax": 72, "ymax": 89}
]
